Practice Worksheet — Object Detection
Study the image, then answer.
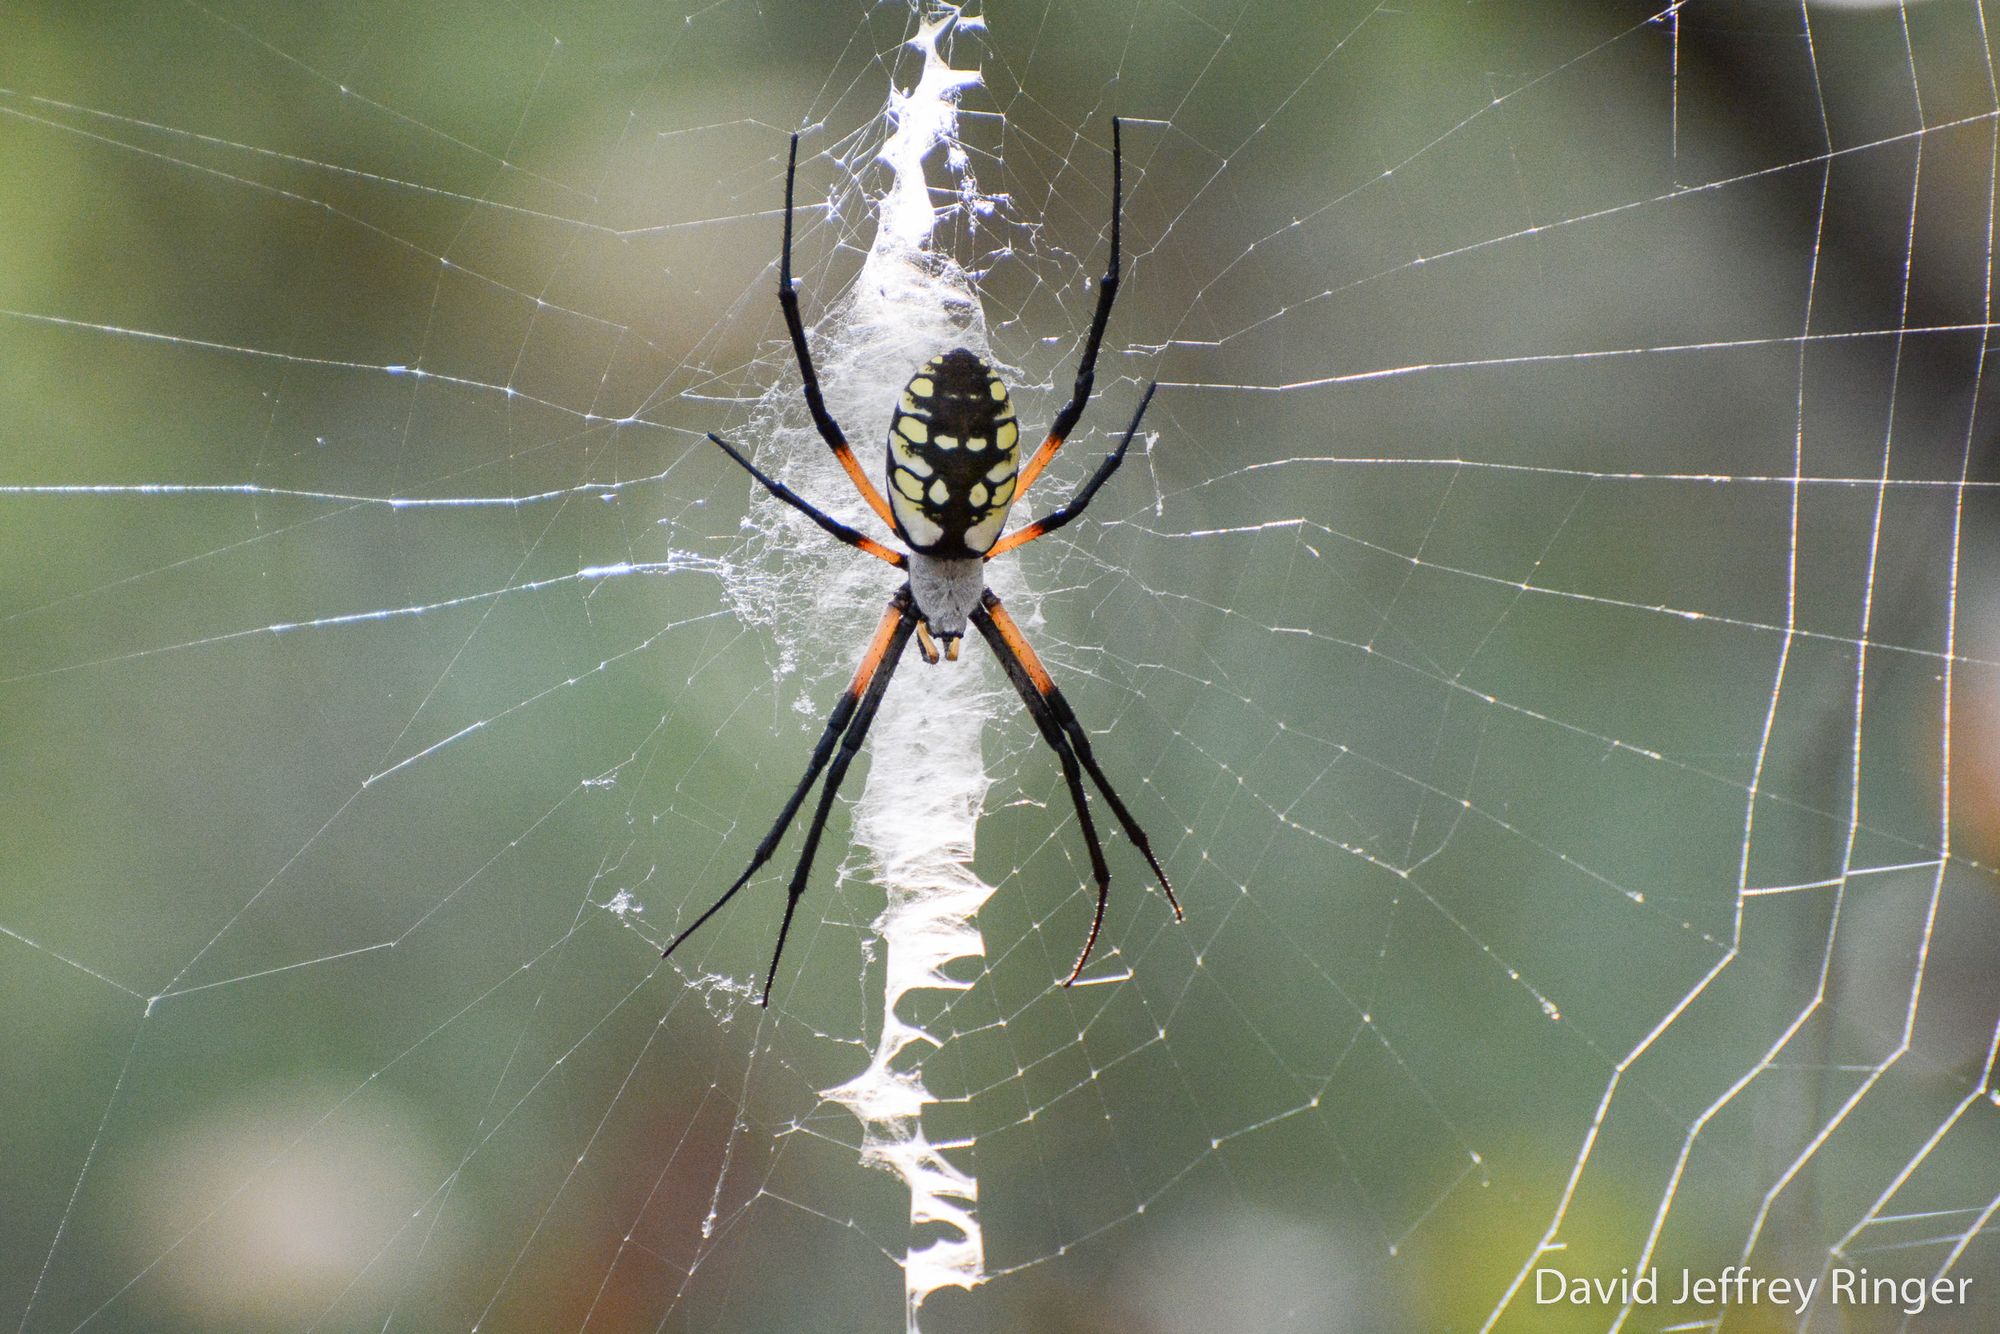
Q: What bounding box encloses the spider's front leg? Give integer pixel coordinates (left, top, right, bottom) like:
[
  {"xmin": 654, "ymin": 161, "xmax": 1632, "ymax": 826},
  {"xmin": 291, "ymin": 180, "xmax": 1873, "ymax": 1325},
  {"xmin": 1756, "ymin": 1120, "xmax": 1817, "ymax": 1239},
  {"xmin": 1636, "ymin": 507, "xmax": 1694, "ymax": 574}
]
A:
[
  {"xmin": 973, "ymin": 589, "xmax": 1182, "ymax": 985},
  {"xmin": 663, "ymin": 586, "xmax": 918, "ymax": 1005}
]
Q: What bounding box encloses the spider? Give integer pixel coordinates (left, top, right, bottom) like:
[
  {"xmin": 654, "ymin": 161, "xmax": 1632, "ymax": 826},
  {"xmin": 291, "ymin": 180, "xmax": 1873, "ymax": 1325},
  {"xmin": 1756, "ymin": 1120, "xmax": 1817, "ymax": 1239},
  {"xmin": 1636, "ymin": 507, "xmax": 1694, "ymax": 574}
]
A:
[{"xmin": 665, "ymin": 120, "xmax": 1182, "ymax": 1006}]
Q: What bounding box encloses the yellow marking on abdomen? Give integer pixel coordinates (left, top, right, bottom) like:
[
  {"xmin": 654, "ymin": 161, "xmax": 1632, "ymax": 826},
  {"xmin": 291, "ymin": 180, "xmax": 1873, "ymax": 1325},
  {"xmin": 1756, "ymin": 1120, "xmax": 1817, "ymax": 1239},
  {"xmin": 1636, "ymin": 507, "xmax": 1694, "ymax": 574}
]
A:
[
  {"xmin": 895, "ymin": 501, "xmax": 943, "ymax": 549},
  {"xmin": 964, "ymin": 505, "xmax": 1007, "ymax": 554}
]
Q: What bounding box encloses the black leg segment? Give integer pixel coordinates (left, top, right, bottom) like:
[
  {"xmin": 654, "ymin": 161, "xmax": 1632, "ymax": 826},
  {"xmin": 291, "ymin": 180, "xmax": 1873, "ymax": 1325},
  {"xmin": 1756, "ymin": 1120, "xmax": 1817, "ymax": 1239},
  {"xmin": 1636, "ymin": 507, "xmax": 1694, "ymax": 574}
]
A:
[
  {"xmin": 663, "ymin": 587, "xmax": 917, "ymax": 1005},
  {"xmin": 973, "ymin": 589, "xmax": 1183, "ymax": 987},
  {"xmin": 1018, "ymin": 118, "xmax": 1125, "ymax": 498},
  {"xmin": 706, "ymin": 431, "xmax": 906, "ymax": 568},
  {"xmin": 776, "ymin": 133, "xmax": 900, "ymax": 532},
  {"xmin": 756, "ymin": 602, "xmax": 916, "ymax": 1004},
  {"xmin": 989, "ymin": 381, "xmax": 1155, "ymax": 558}
]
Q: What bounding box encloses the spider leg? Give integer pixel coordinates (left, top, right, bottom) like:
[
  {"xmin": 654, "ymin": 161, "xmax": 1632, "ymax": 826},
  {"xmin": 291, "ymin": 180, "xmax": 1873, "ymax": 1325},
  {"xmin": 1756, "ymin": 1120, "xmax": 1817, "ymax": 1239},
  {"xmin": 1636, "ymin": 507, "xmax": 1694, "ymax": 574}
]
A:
[
  {"xmin": 973, "ymin": 590, "xmax": 1183, "ymax": 987},
  {"xmin": 758, "ymin": 594, "xmax": 917, "ymax": 1004},
  {"xmin": 973, "ymin": 601, "xmax": 1113, "ymax": 984},
  {"xmin": 981, "ymin": 593, "xmax": 1182, "ymax": 917},
  {"xmin": 662, "ymin": 588, "xmax": 915, "ymax": 997},
  {"xmin": 706, "ymin": 432, "xmax": 906, "ymax": 568},
  {"xmin": 987, "ymin": 382, "xmax": 1155, "ymax": 559},
  {"xmin": 1016, "ymin": 118, "xmax": 1123, "ymax": 499},
  {"xmin": 777, "ymin": 132, "xmax": 900, "ymax": 533}
]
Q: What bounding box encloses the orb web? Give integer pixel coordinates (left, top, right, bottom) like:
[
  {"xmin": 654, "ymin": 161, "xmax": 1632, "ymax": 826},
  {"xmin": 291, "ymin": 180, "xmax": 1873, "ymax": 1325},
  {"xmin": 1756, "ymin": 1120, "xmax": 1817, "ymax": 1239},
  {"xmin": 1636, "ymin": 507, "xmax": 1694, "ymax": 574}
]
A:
[{"xmin": 2, "ymin": 2, "xmax": 1998, "ymax": 1331}]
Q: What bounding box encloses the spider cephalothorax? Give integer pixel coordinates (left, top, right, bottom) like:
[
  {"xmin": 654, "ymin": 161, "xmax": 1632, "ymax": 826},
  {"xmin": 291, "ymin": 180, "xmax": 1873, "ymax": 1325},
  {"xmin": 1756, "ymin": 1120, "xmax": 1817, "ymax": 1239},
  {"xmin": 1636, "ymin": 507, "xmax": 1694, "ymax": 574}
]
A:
[{"xmin": 670, "ymin": 120, "xmax": 1182, "ymax": 1006}]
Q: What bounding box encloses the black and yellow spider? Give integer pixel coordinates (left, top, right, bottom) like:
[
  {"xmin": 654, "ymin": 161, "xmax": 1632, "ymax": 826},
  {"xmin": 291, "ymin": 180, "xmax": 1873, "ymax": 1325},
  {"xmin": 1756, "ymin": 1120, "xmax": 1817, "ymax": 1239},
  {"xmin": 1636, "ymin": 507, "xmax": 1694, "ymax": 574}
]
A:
[{"xmin": 666, "ymin": 121, "xmax": 1182, "ymax": 1006}]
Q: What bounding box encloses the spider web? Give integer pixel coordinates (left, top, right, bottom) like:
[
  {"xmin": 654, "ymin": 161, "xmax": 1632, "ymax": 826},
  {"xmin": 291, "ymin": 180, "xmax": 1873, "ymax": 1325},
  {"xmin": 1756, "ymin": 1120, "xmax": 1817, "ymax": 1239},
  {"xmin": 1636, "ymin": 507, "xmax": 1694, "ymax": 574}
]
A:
[{"xmin": 4, "ymin": 1, "xmax": 1999, "ymax": 1331}]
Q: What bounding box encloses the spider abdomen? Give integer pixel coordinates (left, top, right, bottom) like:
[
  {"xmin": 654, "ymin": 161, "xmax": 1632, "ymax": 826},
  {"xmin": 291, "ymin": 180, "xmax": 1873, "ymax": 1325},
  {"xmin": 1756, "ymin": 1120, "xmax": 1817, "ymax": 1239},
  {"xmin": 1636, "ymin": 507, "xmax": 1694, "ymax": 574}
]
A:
[{"xmin": 885, "ymin": 348, "xmax": 1020, "ymax": 558}]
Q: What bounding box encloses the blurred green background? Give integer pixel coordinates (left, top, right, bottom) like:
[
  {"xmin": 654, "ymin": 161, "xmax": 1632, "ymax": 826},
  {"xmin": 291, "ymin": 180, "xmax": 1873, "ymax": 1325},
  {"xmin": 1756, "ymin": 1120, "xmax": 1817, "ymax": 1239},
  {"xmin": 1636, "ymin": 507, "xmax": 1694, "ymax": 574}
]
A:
[{"xmin": 4, "ymin": 1, "xmax": 1999, "ymax": 1330}]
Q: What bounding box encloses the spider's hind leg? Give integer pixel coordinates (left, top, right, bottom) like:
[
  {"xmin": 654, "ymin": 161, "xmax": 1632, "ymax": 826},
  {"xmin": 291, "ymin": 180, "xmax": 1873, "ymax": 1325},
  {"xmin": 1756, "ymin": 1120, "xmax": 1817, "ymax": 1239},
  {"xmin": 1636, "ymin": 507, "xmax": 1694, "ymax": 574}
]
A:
[
  {"xmin": 775, "ymin": 132, "xmax": 899, "ymax": 532},
  {"xmin": 1016, "ymin": 118, "xmax": 1125, "ymax": 500}
]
